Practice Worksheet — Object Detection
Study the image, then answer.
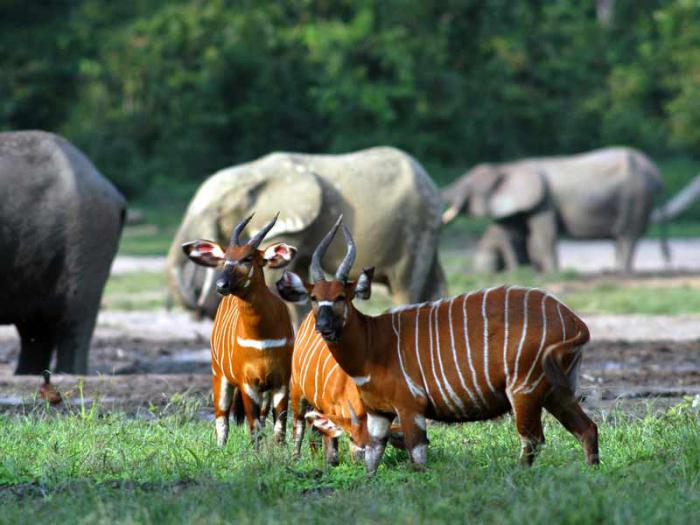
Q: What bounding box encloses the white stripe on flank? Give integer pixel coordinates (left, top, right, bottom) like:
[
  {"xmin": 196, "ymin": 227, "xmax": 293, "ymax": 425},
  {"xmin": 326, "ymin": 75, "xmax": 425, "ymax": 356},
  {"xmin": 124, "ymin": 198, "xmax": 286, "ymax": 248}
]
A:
[
  {"xmin": 447, "ymin": 296, "xmax": 478, "ymax": 406},
  {"xmin": 463, "ymin": 293, "xmax": 487, "ymax": 405},
  {"xmin": 427, "ymin": 301, "xmax": 459, "ymax": 414},
  {"xmin": 321, "ymin": 363, "xmax": 338, "ymax": 400},
  {"xmin": 511, "ymin": 289, "xmax": 533, "ymax": 388},
  {"xmin": 316, "ymin": 350, "xmax": 334, "ymax": 406},
  {"xmin": 291, "ymin": 317, "xmax": 311, "ymax": 384},
  {"xmin": 482, "ymin": 288, "xmax": 497, "ymax": 395},
  {"xmin": 514, "ymin": 293, "xmax": 549, "ymax": 393},
  {"xmin": 236, "ymin": 336, "xmax": 289, "ymax": 350},
  {"xmin": 392, "ymin": 313, "xmax": 426, "ymax": 399},
  {"xmin": 414, "ymin": 307, "xmax": 439, "ymax": 409},
  {"xmin": 301, "ymin": 333, "xmax": 325, "ymax": 393},
  {"xmin": 518, "ymin": 298, "xmax": 575, "ymax": 395},
  {"xmin": 502, "ymin": 287, "xmax": 511, "ymax": 384},
  {"xmin": 434, "ymin": 298, "xmax": 466, "ymax": 414},
  {"xmin": 297, "ymin": 316, "xmax": 315, "ymax": 384}
]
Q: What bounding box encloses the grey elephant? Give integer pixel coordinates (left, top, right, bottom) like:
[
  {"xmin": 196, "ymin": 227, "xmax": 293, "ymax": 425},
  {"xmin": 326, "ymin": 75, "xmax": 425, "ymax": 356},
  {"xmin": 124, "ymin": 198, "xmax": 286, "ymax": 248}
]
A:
[
  {"xmin": 442, "ymin": 147, "xmax": 668, "ymax": 273},
  {"xmin": 0, "ymin": 131, "xmax": 126, "ymax": 374},
  {"xmin": 166, "ymin": 146, "xmax": 445, "ymax": 319}
]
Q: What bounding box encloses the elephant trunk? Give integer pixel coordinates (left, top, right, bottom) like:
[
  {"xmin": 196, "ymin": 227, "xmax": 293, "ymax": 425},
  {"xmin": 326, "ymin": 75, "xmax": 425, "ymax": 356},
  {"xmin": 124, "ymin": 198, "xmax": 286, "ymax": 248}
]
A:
[
  {"xmin": 441, "ymin": 179, "xmax": 471, "ymax": 224},
  {"xmin": 166, "ymin": 215, "xmax": 221, "ymax": 316}
]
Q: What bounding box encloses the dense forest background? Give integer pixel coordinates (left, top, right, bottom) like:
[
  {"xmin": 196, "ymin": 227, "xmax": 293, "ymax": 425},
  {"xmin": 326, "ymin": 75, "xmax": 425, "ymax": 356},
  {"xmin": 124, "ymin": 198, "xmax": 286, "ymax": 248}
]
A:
[{"xmin": 1, "ymin": 0, "xmax": 699, "ymax": 199}]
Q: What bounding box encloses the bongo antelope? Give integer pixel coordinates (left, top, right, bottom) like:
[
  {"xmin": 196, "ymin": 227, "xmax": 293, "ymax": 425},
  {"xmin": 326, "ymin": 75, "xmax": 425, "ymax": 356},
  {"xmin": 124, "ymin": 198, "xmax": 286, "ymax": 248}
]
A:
[
  {"xmin": 183, "ymin": 213, "xmax": 296, "ymax": 446},
  {"xmin": 290, "ymin": 280, "xmax": 405, "ymax": 466},
  {"xmin": 277, "ymin": 217, "xmax": 598, "ymax": 474}
]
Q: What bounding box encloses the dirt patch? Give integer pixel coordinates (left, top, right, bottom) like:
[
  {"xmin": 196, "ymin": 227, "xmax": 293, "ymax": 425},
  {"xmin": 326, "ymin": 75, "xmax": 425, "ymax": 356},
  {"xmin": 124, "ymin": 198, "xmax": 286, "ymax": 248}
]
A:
[{"xmin": 0, "ymin": 333, "xmax": 698, "ymax": 416}]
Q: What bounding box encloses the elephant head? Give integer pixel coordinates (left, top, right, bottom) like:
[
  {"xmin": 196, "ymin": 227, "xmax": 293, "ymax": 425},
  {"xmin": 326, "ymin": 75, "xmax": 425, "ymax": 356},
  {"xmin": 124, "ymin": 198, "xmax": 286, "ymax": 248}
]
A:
[
  {"xmin": 166, "ymin": 155, "xmax": 322, "ymax": 318},
  {"xmin": 442, "ymin": 163, "xmax": 546, "ymax": 223}
]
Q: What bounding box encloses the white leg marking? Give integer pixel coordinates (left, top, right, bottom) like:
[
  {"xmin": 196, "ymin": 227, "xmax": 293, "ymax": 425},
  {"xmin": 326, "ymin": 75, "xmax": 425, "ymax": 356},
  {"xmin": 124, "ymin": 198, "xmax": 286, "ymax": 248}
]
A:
[
  {"xmin": 218, "ymin": 377, "xmax": 233, "ymax": 412},
  {"xmin": 447, "ymin": 296, "xmax": 478, "ymax": 407},
  {"xmin": 482, "ymin": 288, "xmax": 498, "ymax": 395},
  {"xmin": 414, "ymin": 414, "xmax": 427, "ymax": 431},
  {"xmin": 463, "ymin": 293, "xmax": 487, "ymax": 405},
  {"xmin": 392, "ymin": 313, "xmax": 426, "ymax": 399},
  {"xmin": 352, "ymin": 375, "xmax": 371, "ymax": 386},
  {"xmin": 215, "ymin": 415, "xmax": 229, "ymax": 447},
  {"xmin": 367, "ymin": 413, "xmax": 391, "ymax": 439},
  {"xmin": 294, "ymin": 417, "xmax": 305, "ymax": 437},
  {"xmin": 244, "ymin": 383, "xmax": 262, "ymax": 405},
  {"xmin": 411, "ymin": 443, "xmax": 428, "ymax": 465},
  {"xmin": 273, "ymin": 387, "xmax": 287, "ymax": 409}
]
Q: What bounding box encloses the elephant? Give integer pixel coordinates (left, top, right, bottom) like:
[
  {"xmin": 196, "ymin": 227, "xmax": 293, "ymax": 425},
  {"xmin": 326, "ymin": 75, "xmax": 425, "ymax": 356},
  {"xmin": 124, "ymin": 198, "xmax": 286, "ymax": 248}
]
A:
[
  {"xmin": 166, "ymin": 146, "xmax": 446, "ymax": 320},
  {"xmin": 473, "ymin": 222, "xmax": 530, "ymax": 273},
  {"xmin": 442, "ymin": 147, "xmax": 668, "ymax": 273},
  {"xmin": 0, "ymin": 131, "xmax": 126, "ymax": 374}
]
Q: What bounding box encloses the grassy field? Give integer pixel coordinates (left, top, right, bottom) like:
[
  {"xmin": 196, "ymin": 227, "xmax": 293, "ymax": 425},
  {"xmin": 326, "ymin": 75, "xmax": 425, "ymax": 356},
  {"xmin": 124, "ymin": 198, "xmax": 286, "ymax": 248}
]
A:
[
  {"xmin": 101, "ymin": 262, "xmax": 700, "ymax": 316},
  {"xmin": 0, "ymin": 397, "xmax": 698, "ymax": 525}
]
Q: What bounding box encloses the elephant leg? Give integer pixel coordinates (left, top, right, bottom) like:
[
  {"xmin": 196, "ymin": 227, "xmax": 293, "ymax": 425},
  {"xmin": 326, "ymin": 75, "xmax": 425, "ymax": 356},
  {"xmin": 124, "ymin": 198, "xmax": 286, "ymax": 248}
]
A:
[
  {"xmin": 15, "ymin": 321, "xmax": 56, "ymax": 375},
  {"xmin": 474, "ymin": 225, "xmax": 505, "ymax": 273},
  {"xmin": 526, "ymin": 210, "xmax": 558, "ymax": 273},
  {"xmin": 615, "ymin": 236, "xmax": 638, "ymax": 274},
  {"xmin": 390, "ymin": 229, "xmax": 441, "ymax": 305},
  {"xmin": 418, "ymin": 253, "xmax": 447, "ymax": 301},
  {"xmin": 54, "ymin": 311, "xmax": 99, "ymax": 374}
]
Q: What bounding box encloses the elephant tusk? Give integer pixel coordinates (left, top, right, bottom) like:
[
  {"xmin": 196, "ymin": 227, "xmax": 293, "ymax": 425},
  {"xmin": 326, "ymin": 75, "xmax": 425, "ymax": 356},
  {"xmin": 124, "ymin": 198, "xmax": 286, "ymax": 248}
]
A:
[
  {"xmin": 442, "ymin": 206, "xmax": 460, "ymax": 224},
  {"xmin": 198, "ymin": 267, "xmax": 216, "ymax": 307}
]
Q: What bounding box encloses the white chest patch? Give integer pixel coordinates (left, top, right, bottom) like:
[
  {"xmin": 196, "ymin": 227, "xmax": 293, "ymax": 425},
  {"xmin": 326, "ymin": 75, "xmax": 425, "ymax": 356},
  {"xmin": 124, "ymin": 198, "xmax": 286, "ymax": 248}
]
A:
[
  {"xmin": 352, "ymin": 375, "xmax": 371, "ymax": 386},
  {"xmin": 236, "ymin": 336, "xmax": 289, "ymax": 350}
]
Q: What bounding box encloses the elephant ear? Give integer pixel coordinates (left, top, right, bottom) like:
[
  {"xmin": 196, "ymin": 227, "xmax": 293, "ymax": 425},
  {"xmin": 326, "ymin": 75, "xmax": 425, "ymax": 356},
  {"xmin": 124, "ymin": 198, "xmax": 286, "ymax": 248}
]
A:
[
  {"xmin": 488, "ymin": 167, "xmax": 545, "ymax": 219},
  {"xmin": 216, "ymin": 154, "xmax": 323, "ymax": 241}
]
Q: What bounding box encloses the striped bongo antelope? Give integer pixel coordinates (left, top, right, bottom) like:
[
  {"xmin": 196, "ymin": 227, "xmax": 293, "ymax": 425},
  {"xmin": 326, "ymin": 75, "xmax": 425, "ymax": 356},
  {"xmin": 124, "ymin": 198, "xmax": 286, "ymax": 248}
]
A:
[
  {"xmin": 183, "ymin": 213, "xmax": 296, "ymax": 446},
  {"xmin": 290, "ymin": 312, "xmax": 405, "ymax": 465},
  {"xmin": 277, "ymin": 217, "xmax": 599, "ymax": 474},
  {"xmin": 290, "ymin": 313, "xmax": 369, "ymax": 465}
]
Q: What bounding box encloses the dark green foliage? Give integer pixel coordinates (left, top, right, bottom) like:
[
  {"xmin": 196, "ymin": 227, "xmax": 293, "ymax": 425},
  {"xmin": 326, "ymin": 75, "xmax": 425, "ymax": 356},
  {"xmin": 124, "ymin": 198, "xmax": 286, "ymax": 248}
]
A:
[{"xmin": 1, "ymin": 0, "xmax": 700, "ymax": 197}]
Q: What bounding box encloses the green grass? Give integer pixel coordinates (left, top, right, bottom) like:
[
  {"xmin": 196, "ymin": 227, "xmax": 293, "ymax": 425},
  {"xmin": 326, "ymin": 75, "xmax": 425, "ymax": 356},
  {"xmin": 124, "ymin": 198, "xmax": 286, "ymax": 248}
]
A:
[
  {"xmin": 118, "ymin": 226, "xmax": 175, "ymax": 257},
  {"xmin": 0, "ymin": 398, "xmax": 699, "ymax": 524},
  {"xmin": 102, "ymin": 272, "xmax": 168, "ymax": 311},
  {"xmin": 99, "ymin": 264, "xmax": 700, "ymax": 316},
  {"xmin": 564, "ymin": 284, "xmax": 700, "ymax": 315}
]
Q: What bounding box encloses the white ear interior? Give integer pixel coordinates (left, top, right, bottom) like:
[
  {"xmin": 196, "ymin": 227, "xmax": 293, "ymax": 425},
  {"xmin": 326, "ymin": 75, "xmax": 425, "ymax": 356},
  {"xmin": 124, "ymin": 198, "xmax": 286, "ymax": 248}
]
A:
[
  {"xmin": 191, "ymin": 243, "xmax": 225, "ymax": 260},
  {"xmin": 278, "ymin": 271, "xmax": 308, "ymax": 304},
  {"xmin": 263, "ymin": 242, "xmax": 295, "ymax": 262},
  {"xmin": 306, "ymin": 411, "xmax": 344, "ymax": 438}
]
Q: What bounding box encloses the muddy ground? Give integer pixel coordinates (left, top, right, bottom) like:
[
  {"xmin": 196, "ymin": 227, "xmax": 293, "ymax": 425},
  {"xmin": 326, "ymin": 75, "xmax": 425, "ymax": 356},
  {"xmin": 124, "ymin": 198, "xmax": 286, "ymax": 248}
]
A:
[{"xmin": 1, "ymin": 328, "xmax": 698, "ymax": 417}]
